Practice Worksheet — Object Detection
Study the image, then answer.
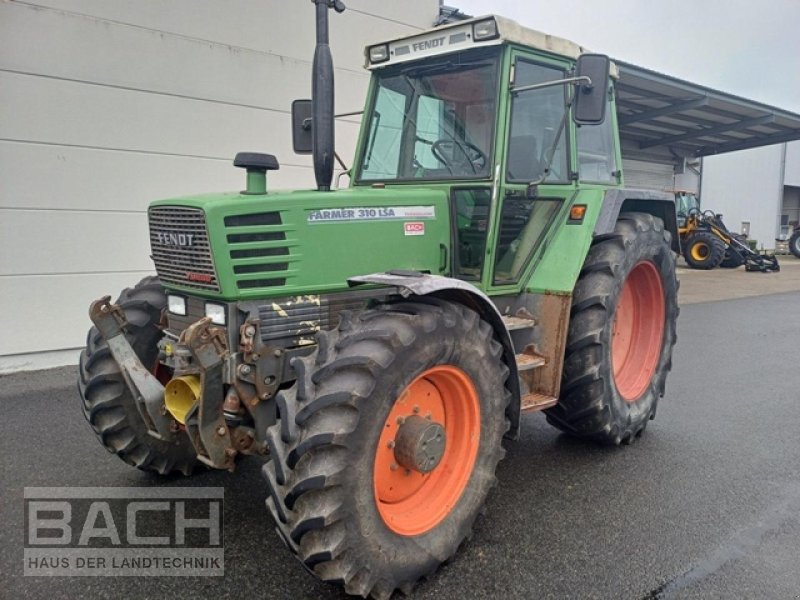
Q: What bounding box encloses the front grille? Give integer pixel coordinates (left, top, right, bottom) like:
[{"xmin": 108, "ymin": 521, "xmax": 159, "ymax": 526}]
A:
[
  {"xmin": 148, "ymin": 207, "xmax": 220, "ymax": 292},
  {"xmin": 224, "ymin": 211, "xmax": 291, "ymax": 290}
]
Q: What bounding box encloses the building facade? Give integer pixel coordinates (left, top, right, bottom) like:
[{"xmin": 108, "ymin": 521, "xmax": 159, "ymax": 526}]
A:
[
  {"xmin": 0, "ymin": 0, "xmax": 440, "ymax": 373},
  {"xmin": 701, "ymin": 141, "xmax": 800, "ymax": 249}
]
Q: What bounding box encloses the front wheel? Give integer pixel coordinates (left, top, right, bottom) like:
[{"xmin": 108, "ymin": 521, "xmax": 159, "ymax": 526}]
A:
[
  {"xmin": 546, "ymin": 212, "xmax": 679, "ymax": 445},
  {"xmin": 263, "ymin": 300, "xmax": 510, "ymax": 598},
  {"xmin": 77, "ymin": 276, "xmax": 197, "ymax": 475},
  {"xmin": 683, "ymin": 231, "xmax": 725, "ymax": 269},
  {"xmin": 790, "ymin": 230, "xmax": 800, "ymax": 259}
]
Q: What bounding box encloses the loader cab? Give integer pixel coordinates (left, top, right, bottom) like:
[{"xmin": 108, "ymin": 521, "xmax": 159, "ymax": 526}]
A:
[
  {"xmin": 350, "ymin": 17, "xmax": 616, "ymax": 294},
  {"xmin": 675, "ymin": 191, "xmax": 701, "ymax": 229}
]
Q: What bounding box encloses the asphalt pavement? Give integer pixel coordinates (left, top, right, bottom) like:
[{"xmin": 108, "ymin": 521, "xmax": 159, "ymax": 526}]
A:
[{"xmin": 2, "ymin": 290, "xmax": 800, "ymax": 599}]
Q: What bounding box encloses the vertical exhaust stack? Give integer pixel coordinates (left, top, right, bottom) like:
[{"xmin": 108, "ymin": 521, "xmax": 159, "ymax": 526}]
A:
[{"xmin": 312, "ymin": 0, "xmax": 345, "ymax": 191}]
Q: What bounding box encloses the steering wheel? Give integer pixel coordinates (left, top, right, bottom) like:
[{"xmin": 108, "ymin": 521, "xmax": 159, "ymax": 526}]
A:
[{"xmin": 431, "ymin": 139, "xmax": 487, "ymax": 174}]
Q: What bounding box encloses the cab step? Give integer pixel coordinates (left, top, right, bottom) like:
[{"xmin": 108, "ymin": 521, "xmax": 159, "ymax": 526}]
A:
[
  {"xmin": 502, "ymin": 315, "xmax": 537, "ymax": 331},
  {"xmin": 515, "ymin": 353, "xmax": 545, "ymax": 372},
  {"xmin": 520, "ymin": 393, "xmax": 558, "ymax": 412}
]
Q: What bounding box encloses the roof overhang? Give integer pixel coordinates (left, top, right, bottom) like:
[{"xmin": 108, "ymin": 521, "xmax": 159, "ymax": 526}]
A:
[
  {"xmin": 616, "ymin": 60, "xmax": 800, "ymax": 164},
  {"xmin": 363, "ymin": 14, "xmax": 800, "ymax": 166}
]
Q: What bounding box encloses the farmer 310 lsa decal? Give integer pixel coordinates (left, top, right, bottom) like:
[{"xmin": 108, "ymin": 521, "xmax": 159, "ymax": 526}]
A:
[{"xmin": 79, "ymin": 5, "xmax": 684, "ymax": 598}]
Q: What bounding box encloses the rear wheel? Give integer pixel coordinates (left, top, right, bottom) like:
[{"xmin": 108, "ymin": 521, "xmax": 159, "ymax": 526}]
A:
[
  {"xmin": 77, "ymin": 276, "xmax": 196, "ymax": 475},
  {"xmin": 546, "ymin": 212, "xmax": 678, "ymax": 444},
  {"xmin": 683, "ymin": 231, "xmax": 725, "ymax": 269},
  {"xmin": 790, "ymin": 230, "xmax": 800, "ymax": 259},
  {"xmin": 263, "ymin": 300, "xmax": 510, "ymax": 598},
  {"xmin": 720, "ymin": 247, "xmax": 745, "ymax": 268}
]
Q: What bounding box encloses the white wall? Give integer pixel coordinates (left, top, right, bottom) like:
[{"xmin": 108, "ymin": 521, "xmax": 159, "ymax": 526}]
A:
[
  {"xmin": 784, "ymin": 140, "xmax": 800, "ymax": 187},
  {"xmin": 0, "ymin": 0, "xmax": 439, "ymax": 373},
  {"xmin": 700, "ymin": 144, "xmax": 784, "ymax": 249}
]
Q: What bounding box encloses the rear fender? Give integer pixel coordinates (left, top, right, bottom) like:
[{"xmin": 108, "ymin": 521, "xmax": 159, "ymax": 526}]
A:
[
  {"xmin": 348, "ymin": 273, "xmax": 522, "ymax": 439},
  {"xmin": 596, "ymin": 189, "xmax": 679, "ymax": 252}
]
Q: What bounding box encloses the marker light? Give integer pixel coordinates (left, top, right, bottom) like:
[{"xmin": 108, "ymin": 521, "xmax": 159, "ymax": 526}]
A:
[
  {"xmin": 569, "ymin": 204, "xmax": 588, "ymax": 222},
  {"xmin": 369, "ymin": 44, "xmax": 389, "ymax": 64},
  {"xmin": 204, "ymin": 303, "xmax": 226, "ymax": 326},
  {"xmin": 167, "ymin": 295, "xmax": 187, "ymax": 316},
  {"xmin": 472, "ymin": 19, "xmax": 499, "ymax": 41}
]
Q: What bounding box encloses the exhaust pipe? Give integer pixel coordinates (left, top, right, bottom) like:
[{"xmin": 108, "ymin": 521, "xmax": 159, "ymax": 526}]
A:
[{"xmin": 311, "ymin": 0, "xmax": 345, "ymax": 191}]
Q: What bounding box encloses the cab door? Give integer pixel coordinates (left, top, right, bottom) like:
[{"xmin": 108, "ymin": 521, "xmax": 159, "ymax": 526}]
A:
[{"xmin": 484, "ymin": 52, "xmax": 577, "ymax": 293}]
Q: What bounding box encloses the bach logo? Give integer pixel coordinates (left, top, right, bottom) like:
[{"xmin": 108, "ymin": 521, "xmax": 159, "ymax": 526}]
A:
[
  {"xmin": 24, "ymin": 487, "xmax": 224, "ymax": 577},
  {"xmin": 404, "ymin": 222, "xmax": 425, "ymax": 236}
]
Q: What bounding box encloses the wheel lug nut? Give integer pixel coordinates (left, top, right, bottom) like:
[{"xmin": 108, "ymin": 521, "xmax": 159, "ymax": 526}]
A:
[
  {"xmin": 396, "ymin": 416, "xmax": 405, "ymax": 425},
  {"xmin": 387, "ymin": 440, "xmax": 395, "ymax": 449},
  {"xmin": 390, "ymin": 463, "xmax": 398, "ymax": 471},
  {"xmin": 413, "ymin": 405, "xmax": 420, "ymax": 414}
]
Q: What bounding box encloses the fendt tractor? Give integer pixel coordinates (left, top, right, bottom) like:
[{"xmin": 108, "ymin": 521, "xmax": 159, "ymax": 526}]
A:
[{"xmin": 79, "ymin": 4, "xmax": 681, "ymax": 598}]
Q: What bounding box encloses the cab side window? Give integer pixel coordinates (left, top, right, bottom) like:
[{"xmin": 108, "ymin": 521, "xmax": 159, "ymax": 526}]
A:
[
  {"xmin": 506, "ymin": 60, "xmax": 568, "ymax": 183},
  {"xmin": 577, "ymin": 86, "xmax": 617, "ymax": 183}
]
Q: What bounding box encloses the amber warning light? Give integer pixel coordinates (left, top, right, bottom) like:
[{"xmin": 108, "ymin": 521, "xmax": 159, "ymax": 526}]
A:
[{"xmin": 569, "ymin": 204, "xmax": 587, "ymax": 223}]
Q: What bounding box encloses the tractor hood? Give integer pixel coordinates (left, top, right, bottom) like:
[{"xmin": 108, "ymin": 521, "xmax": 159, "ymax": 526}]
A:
[{"xmin": 148, "ymin": 187, "xmax": 451, "ymax": 300}]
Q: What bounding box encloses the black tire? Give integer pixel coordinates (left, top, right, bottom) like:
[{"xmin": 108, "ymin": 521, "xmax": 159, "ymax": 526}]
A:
[
  {"xmin": 77, "ymin": 276, "xmax": 197, "ymax": 475},
  {"xmin": 790, "ymin": 230, "xmax": 800, "ymax": 259},
  {"xmin": 263, "ymin": 300, "xmax": 510, "ymax": 599},
  {"xmin": 545, "ymin": 212, "xmax": 678, "ymax": 445},
  {"xmin": 720, "ymin": 247, "xmax": 745, "ymax": 269},
  {"xmin": 683, "ymin": 231, "xmax": 725, "ymax": 269}
]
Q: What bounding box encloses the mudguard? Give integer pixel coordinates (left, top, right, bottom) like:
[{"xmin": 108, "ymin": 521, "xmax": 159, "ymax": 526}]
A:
[
  {"xmin": 348, "ymin": 272, "xmax": 522, "ymax": 439},
  {"xmin": 596, "ymin": 188, "xmax": 679, "ymax": 252}
]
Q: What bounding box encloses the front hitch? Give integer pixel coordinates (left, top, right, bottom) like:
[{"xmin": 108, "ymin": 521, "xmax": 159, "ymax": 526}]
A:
[
  {"xmin": 179, "ymin": 317, "xmax": 235, "ymax": 470},
  {"xmin": 89, "ymin": 296, "xmax": 176, "ymax": 441}
]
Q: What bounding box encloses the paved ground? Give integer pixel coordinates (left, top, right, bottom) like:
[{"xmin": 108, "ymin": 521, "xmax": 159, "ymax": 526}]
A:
[
  {"xmin": 2, "ymin": 283, "xmax": 800, "ymax": 599},
  {"xmin": 678, "ymin": 253, "xmax": 800, "ymax": 305}
]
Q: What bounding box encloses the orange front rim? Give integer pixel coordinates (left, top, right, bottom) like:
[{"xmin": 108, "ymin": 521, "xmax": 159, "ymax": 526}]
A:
[
  {"xmin": 612, "ymin": 261, "xmax": 666, "ymax": 402},
  {"xmin": 374, "ymin": 365, "xmax": 481, "ymax": 536}
]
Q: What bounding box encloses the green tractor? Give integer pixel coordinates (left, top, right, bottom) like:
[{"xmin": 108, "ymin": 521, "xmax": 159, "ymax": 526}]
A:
[{"xmin": 78, "ymin": 4, "xmax": 679, "ymax": 598}]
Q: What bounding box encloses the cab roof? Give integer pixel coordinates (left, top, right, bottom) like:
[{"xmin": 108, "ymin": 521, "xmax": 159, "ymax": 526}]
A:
[{"xmin": 365, "ymin": 14, "xmax": 619, "ymax": 77}]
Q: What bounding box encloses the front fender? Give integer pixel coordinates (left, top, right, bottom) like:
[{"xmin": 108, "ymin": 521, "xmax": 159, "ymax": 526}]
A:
[{"xmin": 349, "ymin": 272, "xmax": 521, "ymax": 439}]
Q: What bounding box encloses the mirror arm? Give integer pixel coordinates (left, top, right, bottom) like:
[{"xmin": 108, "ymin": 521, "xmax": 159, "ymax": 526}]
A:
[
  {"xmin": 303, "ymin": 109, "xmax": 364, "ymax": 130},
  {"xmin": 510, "ymin": 75, "xmax": 591, "ymax": 96}
]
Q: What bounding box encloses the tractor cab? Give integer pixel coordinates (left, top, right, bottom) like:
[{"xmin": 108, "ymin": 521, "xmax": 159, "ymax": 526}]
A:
[{"xmin": 292, "ymin": 15, "xmax": 614, "ymax": 293}]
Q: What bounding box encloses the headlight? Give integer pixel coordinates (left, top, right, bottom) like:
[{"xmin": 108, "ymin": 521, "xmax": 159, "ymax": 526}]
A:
[
  {"xmin": 167, "ymin": 295, "xmax": 187, "ymax": 316},
  {"xmin": 204, "ymin": 302, "xmax": 226, "ymax": 326},
  {"xmin": 369, "ymin": 44, "xmax": 389, "ymax": 64},
  {"xmin": 472, "ymin": 18, "xmax": 499, "ymax": 41}
]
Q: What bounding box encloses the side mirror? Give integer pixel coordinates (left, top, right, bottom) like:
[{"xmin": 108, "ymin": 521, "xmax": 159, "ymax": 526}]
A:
[
  {"xmin": 573, "ymin": 54, "xmax": 611, "ymax": 126},
  {"xmin": 291, "ymin": 99, "xmax": 313, "ymax": 154}
]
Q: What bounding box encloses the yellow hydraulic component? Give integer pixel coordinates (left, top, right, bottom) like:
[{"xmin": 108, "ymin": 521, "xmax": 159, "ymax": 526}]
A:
[{"xmin": 164, "ymin": 375, "xmax": 201, "ymax": 424}]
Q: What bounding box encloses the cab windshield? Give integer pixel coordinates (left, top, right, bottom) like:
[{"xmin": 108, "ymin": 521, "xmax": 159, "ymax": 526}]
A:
[{"xmin": 358, "ymin": 49, "xmax": 500, "ymax": 182}]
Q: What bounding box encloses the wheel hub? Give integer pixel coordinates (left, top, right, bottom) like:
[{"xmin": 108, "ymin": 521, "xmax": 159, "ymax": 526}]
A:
[{"xmin": 393, "ymin": 415, "xmax": 446, "ymax": 474}]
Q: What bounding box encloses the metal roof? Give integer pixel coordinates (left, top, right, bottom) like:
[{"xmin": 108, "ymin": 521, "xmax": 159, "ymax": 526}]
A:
[{"xmin": 615, "ymin": 60, "xmax": 800, "ymax": 164}]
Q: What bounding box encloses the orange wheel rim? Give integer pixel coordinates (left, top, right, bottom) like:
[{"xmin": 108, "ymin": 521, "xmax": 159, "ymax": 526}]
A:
[
  {"xmin": 612, "ymin": 261, "xmax": 665, "ymax": 402},
  {"xmin": 374, "ymin": 365, "xmax": 480, "ymax": 536}
]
